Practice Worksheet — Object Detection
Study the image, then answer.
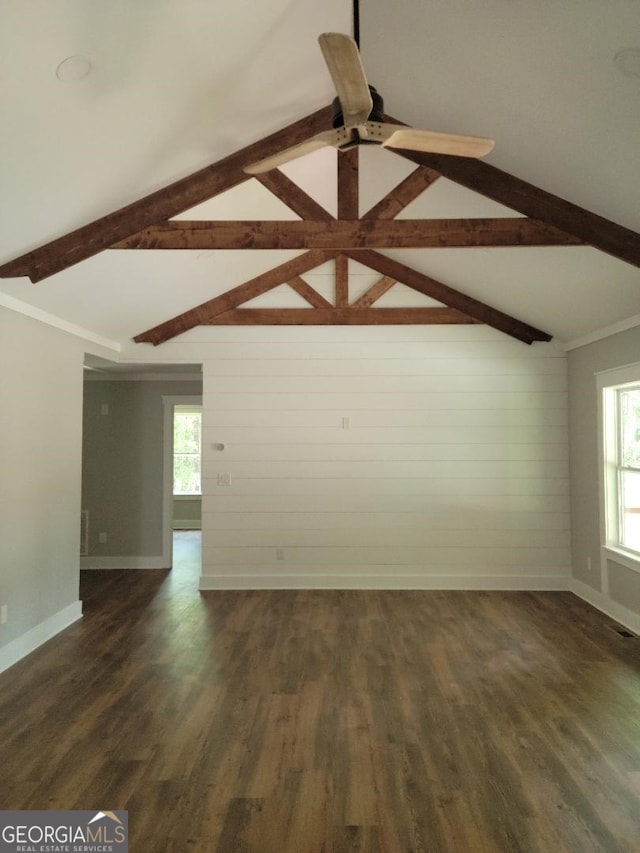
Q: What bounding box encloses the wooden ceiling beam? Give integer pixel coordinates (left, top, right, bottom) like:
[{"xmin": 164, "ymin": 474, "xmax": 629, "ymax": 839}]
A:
[
  {"xmin": 362, "ymin": 166, "xmax": 441, "ymax": 220},
  {"xmin": 114, "ymin": 218, "xmax": 581, "ymax": 250},
  {"xmin": 134, "ymin": 249, "xmax": 333, "ymax": 345},
  {"xmin": 343, "ymin": 248, "xmax": 551, "ymax": 344},
  {"xmin": 210, "ymin": 307, "xmax": 479, "ymax": 325},
  {"xmin": 350, "ymin": 276, "xmax": 397, "ymax": 309},
  {"xmin": 3, "ymin": 107, "xmax": 640, "ymax": 285},
  {"xmin": 0, "ymin": 108, "xmax": 333, "ymax": 283},
  {"xmin": 386, "ymin": 126, "xmax": 640, "ymax": 268},
  {"xmin": 335, "ymin": 254, "xmax": 349, "ymax": 306},
  {"xmin": 287, "ymin": 276, "xmax": 333, "ymax": 308},
  {"xmin": 253, "ymin": 170, "xmax": 334, "ymax": 221},
  {"xmin": 337, "ymin": 147, "xmax": 359, "ymax": 219}
]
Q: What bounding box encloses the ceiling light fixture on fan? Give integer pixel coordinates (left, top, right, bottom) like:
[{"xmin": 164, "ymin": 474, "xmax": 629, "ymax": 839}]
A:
[{"xmin": 245, "ymin": 8, "xmax": 494, "ymax": 175}]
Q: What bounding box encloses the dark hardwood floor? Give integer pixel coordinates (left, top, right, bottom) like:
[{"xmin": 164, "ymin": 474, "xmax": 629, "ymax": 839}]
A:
[{"xmin": 1, "ymin": 543, "xmax": 640, "ymax": 851}]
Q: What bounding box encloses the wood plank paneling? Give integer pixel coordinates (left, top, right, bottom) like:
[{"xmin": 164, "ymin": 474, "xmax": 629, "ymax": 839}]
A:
[
  {"xmin": 204, "ymin": 511, "xmax": 568, "ymax": 531},
  {"xmin": 204, "ymin": 408, "xmax": 568, "ymax": 427},
  {"xmin": 203, "ymin": 459, "xmax": 568, "ymax": 479},
  {"xmin": 203, "ymin": 443, "xmax": 568, "ymax": 463},
  {"xmin": 204, "ymin": 423, "xmax": 568, "ymax": 443},
  {"xmin": 203, "ymin": 356, "xmax": 568, "ymax": 378},
  {"xmin": 203, "ymin": 546, "xmax": 569, "ymax": 568},
  {"xmin": 208, "ymin": 527, "xmax": 571, "ymax": 548},
  {"xmin": 204, "ymin": 372, "xmax": 567, "ymax": 393},
  {"xmin": 203, "ymin": 493, "xmax": 569, "ymax": 514},
  {"xmin": 195, "ymin": 327, "xmax": 569, "ymax": 586},
  {"xmin": 204, "ymin": 391, "xmax": 567, "ymax": 411},
  {"xmin": 202, "ymin": 477, "xmax": 570, "ymax": 496}
]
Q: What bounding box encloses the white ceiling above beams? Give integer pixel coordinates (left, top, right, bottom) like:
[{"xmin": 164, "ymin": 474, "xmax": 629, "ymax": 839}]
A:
[{"xmin": 1, "ymin": 0, "xmax": 639, "ymax": 349}]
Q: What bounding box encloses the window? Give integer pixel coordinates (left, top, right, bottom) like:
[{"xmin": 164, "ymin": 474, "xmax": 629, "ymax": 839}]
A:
[
  {"xmin": 173, "ymin": 406, "xmax": 202, "ymax": 495},
  {"xmin": 601, "ymin": 373, "xmax": 640, "ymax": 563}
]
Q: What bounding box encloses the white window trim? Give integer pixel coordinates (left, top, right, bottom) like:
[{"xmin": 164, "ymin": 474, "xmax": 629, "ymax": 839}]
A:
[{"xmin": 597, "ymin": 362, "xmax": 640, "ymax": 585}]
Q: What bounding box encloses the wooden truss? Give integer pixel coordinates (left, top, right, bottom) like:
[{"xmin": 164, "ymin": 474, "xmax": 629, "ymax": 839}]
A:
[{"xmin": 2, "ymin": 106, "xmax": 640, "ymax": 345}]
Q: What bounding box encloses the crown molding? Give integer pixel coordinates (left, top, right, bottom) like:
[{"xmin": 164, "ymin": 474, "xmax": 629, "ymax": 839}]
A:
[{"xmin": 0, "ymin": 291, "xmax": 121, "ymax": 351}]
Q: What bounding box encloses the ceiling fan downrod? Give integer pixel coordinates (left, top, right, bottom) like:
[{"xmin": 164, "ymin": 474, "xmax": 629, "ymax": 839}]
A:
[{"xmin": 353, "ymin": 0, "xmax": 360, "ymax": 48}]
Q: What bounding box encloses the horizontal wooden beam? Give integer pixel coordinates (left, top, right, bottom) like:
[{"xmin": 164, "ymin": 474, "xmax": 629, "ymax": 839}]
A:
[
  {"xmin": 0, "ymin": 108, "xmax": 334, "ymax": 282},
  {"xmin": 113, "ymin": 218, "xmax": 581, "ymax": 250},
  {"xmin": 343, "ymin": 249, "xmax": 552, "ymax": 344},
  {"xmin": 209, "ymin": 307, "xmax": 479, "ymax": 325}
]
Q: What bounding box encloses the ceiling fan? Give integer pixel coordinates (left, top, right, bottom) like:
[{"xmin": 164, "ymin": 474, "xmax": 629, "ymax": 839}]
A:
[{"xmin": 245, "ymin": 31, "xmax": 495, "ymax": 175}]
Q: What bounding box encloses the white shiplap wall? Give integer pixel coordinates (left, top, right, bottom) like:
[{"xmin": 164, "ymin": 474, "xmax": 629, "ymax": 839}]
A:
[{"xmin": 163, "ymin": 324, "xmax": 570, "ymax": 589}]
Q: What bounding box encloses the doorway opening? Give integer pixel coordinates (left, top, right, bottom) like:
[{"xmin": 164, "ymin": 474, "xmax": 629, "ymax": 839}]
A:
[
  {"xmin": 162, "ymin": 395, "xmax": 202, "ymax": 575},
  {"xmin": 171, "ymin": 530, "xmax": 202, "ymax": 586}
]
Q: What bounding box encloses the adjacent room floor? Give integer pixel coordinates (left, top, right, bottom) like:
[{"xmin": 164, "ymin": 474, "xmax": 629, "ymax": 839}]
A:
[
  {"xmin": 1, "ymin": 552, "xmax": 639, "ymax": 852},
  {"xmin": 172, "ymin": 528, "xmax": 202, "ymax": 586}
]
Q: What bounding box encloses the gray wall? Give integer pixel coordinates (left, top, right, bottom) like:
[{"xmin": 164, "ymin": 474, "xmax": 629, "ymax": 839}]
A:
[
  {"xmin": 82, "ymin": 379, "xmax": 202, "ymax": 560},
  {"xmin": 173, "ymin": 497, "xmax": 202, "ymax": 529},
  {"xmin": 568, "ymin": 325, "xmax": 640, "ymax": 615},
  {"xmin": 0, "ymin": 307, "xmax": 84, "ymax": 649}
]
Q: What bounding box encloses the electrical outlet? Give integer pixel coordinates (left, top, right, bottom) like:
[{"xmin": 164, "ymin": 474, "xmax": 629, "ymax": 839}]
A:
[
  {"xmin": 342, "ymin": 416, "xmax": 351, "ymax": 430},
  {"xmin": 587, "ymin": 556, "xmax": 592, "ymax": 572},
  {"xmin": 275, "ymin": 548, "xmax": 285, "ymax": 561},
  {"xmin": 217, "ymin": 473, "xmax": 231, "ymax": 486},
  {"xmin": 0, "ymin": 605, "xmax": 7, "ymax": 625},
  {"xmin": 99, "ymin": 532, "xmax": 107, "ymax": 544}
]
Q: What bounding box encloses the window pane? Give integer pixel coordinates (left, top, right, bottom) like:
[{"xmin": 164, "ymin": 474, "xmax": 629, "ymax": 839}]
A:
[
  {"xmin": 174, "ymin": 453, "xmax": 201, "ymax": 495},
  {"xmin": 174, "ymin": 412, "xmax": 201, "ymax": 454},
  {"xmin": 173, "ymin": 408, "xmax": 201, "ymax": 495},
  {"xmin": 621, "ymin": 470, "xmax": 640, "ymax": 552},
  {"xmin": 620, "ymin": 389, "xmax": 640, "ymax": 468}
]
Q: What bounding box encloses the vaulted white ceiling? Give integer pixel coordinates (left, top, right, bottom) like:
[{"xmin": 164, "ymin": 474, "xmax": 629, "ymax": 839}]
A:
[{"xmin": 1, "ymin": 0, "xmax": 640, "ymax": 349}]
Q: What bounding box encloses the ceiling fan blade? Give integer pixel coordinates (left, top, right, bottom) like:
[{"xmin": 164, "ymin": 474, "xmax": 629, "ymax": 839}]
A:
[
  {"xmin": 318, "ymin": 32, "xmax": 373, "ymax": 127},
  {"xmin": 244, "ymin": 129, "xmax": 346, "ymax": 175},
  {"xmin": 381, "ymin": 126, "xmax": 495, "ymax": 158}
]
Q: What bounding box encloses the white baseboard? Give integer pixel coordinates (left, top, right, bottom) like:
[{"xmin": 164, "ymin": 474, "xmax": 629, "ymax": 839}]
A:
[
  {"xmin": 80, "ymin": 556, "xmax": 170, "ymax": 570},
  {"xmin": 0, "ymin": 601, "xmax": 83, "ymax": 675},
  {"xmin": 569, "ymin": 578, "xmax": 640, "ymax": 634},
  {"xmin": 199, "ymin": 573, "xmax": 572, "ymax": 591}
]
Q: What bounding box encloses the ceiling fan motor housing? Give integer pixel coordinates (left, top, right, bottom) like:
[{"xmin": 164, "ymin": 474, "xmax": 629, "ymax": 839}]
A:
[{"xmin": 331, "ymin": 85, "xmax": 385, "ymax": 127}]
